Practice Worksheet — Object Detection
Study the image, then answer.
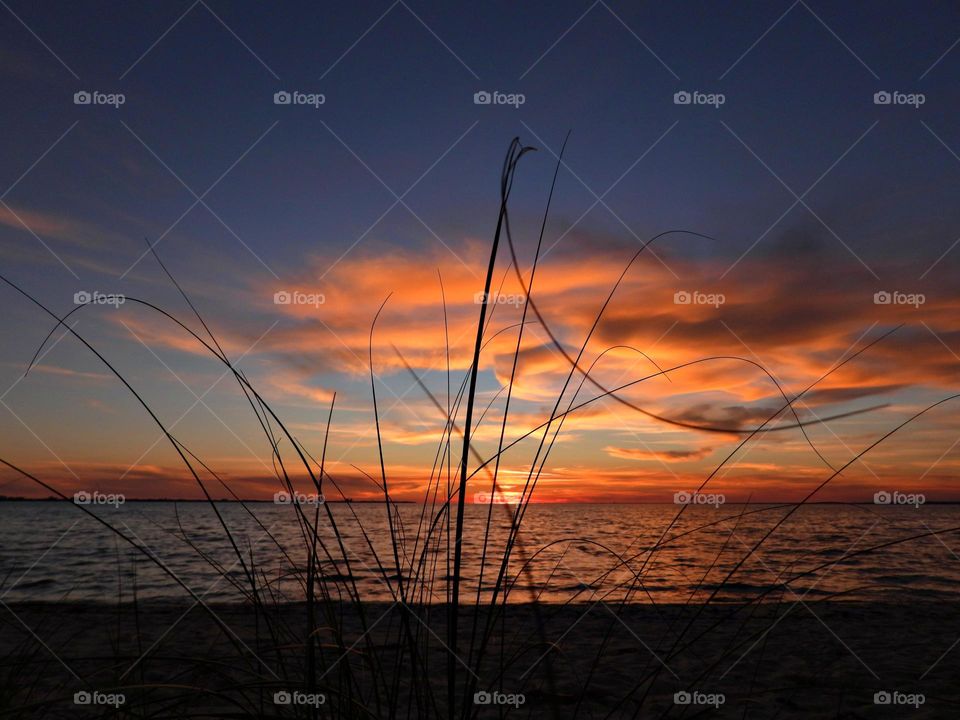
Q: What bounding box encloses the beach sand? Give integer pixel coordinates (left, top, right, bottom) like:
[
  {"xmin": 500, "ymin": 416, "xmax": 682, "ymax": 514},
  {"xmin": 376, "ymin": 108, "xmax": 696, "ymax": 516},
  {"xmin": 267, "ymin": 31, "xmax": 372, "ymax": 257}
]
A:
[{"xmin": 1, "ymin": 599, "xmax": 956, "ymax": 717}]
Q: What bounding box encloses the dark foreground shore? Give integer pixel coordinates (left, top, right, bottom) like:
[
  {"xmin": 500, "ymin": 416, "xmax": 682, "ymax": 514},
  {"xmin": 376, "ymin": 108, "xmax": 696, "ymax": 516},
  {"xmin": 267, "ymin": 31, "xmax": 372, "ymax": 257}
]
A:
[{"xmin": 1, "ymin": 599, "xmax": 956, "ymax": 718}]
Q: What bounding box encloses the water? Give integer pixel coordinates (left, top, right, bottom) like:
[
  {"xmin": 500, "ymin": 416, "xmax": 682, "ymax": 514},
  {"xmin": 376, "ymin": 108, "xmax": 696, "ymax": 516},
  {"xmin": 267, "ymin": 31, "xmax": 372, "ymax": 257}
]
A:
[{"xmin": 1, "ymin": 501, "xmax": 958, "ymax": 604}]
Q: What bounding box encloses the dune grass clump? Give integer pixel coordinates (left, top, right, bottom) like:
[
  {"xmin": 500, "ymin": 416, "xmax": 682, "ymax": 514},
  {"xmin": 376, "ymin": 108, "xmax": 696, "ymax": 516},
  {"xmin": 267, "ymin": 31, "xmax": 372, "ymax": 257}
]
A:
[{"xmin": 1, "ymin": 138, "xmax": 958, "ymax": 719}]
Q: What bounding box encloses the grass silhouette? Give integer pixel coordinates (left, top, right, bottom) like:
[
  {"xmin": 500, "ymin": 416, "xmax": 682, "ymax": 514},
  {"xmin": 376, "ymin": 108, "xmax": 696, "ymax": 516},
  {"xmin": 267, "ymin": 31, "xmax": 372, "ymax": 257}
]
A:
[{"xmin": 0, "ymin": 139, "xmax": 959, "ymax": 718}]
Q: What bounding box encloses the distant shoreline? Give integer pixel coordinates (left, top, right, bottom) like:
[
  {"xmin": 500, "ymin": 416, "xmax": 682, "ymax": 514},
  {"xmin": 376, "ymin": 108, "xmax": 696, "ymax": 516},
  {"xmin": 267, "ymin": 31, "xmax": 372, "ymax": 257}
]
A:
[
  {"xmin": 0, "ymin": 496, "xmax": 412, "ymax": 504},
  {"xmin": 2, "ymin": 497, "xmax": 960, "ymax": 504}
]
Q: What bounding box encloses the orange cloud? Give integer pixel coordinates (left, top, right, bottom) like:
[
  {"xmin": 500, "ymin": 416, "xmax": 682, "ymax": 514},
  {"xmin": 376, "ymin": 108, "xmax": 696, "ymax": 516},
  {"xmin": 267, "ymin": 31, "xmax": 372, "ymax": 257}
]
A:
[{"xmin": 9, "ymin": 233, "xmax": 960, "ymax": 503}]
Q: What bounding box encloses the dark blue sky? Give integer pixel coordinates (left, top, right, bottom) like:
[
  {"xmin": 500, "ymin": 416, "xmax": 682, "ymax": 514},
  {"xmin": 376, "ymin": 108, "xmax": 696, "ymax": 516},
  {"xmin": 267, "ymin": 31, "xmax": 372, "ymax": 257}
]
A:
[{"xmin": 3, "ymin": 0, "xmax": 959, "ymax": 284}]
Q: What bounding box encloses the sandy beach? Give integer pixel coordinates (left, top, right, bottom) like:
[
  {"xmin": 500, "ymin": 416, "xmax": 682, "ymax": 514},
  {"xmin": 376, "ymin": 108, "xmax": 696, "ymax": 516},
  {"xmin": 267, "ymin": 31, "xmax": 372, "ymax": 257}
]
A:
[{"xmin": 2, "ymin": 599, "xmax": 956, "ymax": 718}]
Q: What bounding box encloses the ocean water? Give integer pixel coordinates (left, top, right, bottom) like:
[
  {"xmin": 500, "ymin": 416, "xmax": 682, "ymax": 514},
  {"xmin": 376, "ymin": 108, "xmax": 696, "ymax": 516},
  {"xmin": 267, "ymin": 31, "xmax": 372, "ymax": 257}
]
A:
[{"xmin": 1, "ymin": 501, "xmax": 958, "ymax": 604}]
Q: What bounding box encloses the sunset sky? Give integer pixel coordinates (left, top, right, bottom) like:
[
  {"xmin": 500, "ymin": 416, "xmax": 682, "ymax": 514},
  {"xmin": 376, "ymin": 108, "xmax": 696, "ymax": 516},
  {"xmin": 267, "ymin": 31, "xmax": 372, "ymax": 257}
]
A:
[{"xmin": 2, "ymin": 1, "xmax": 960, "ymax": 502}]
